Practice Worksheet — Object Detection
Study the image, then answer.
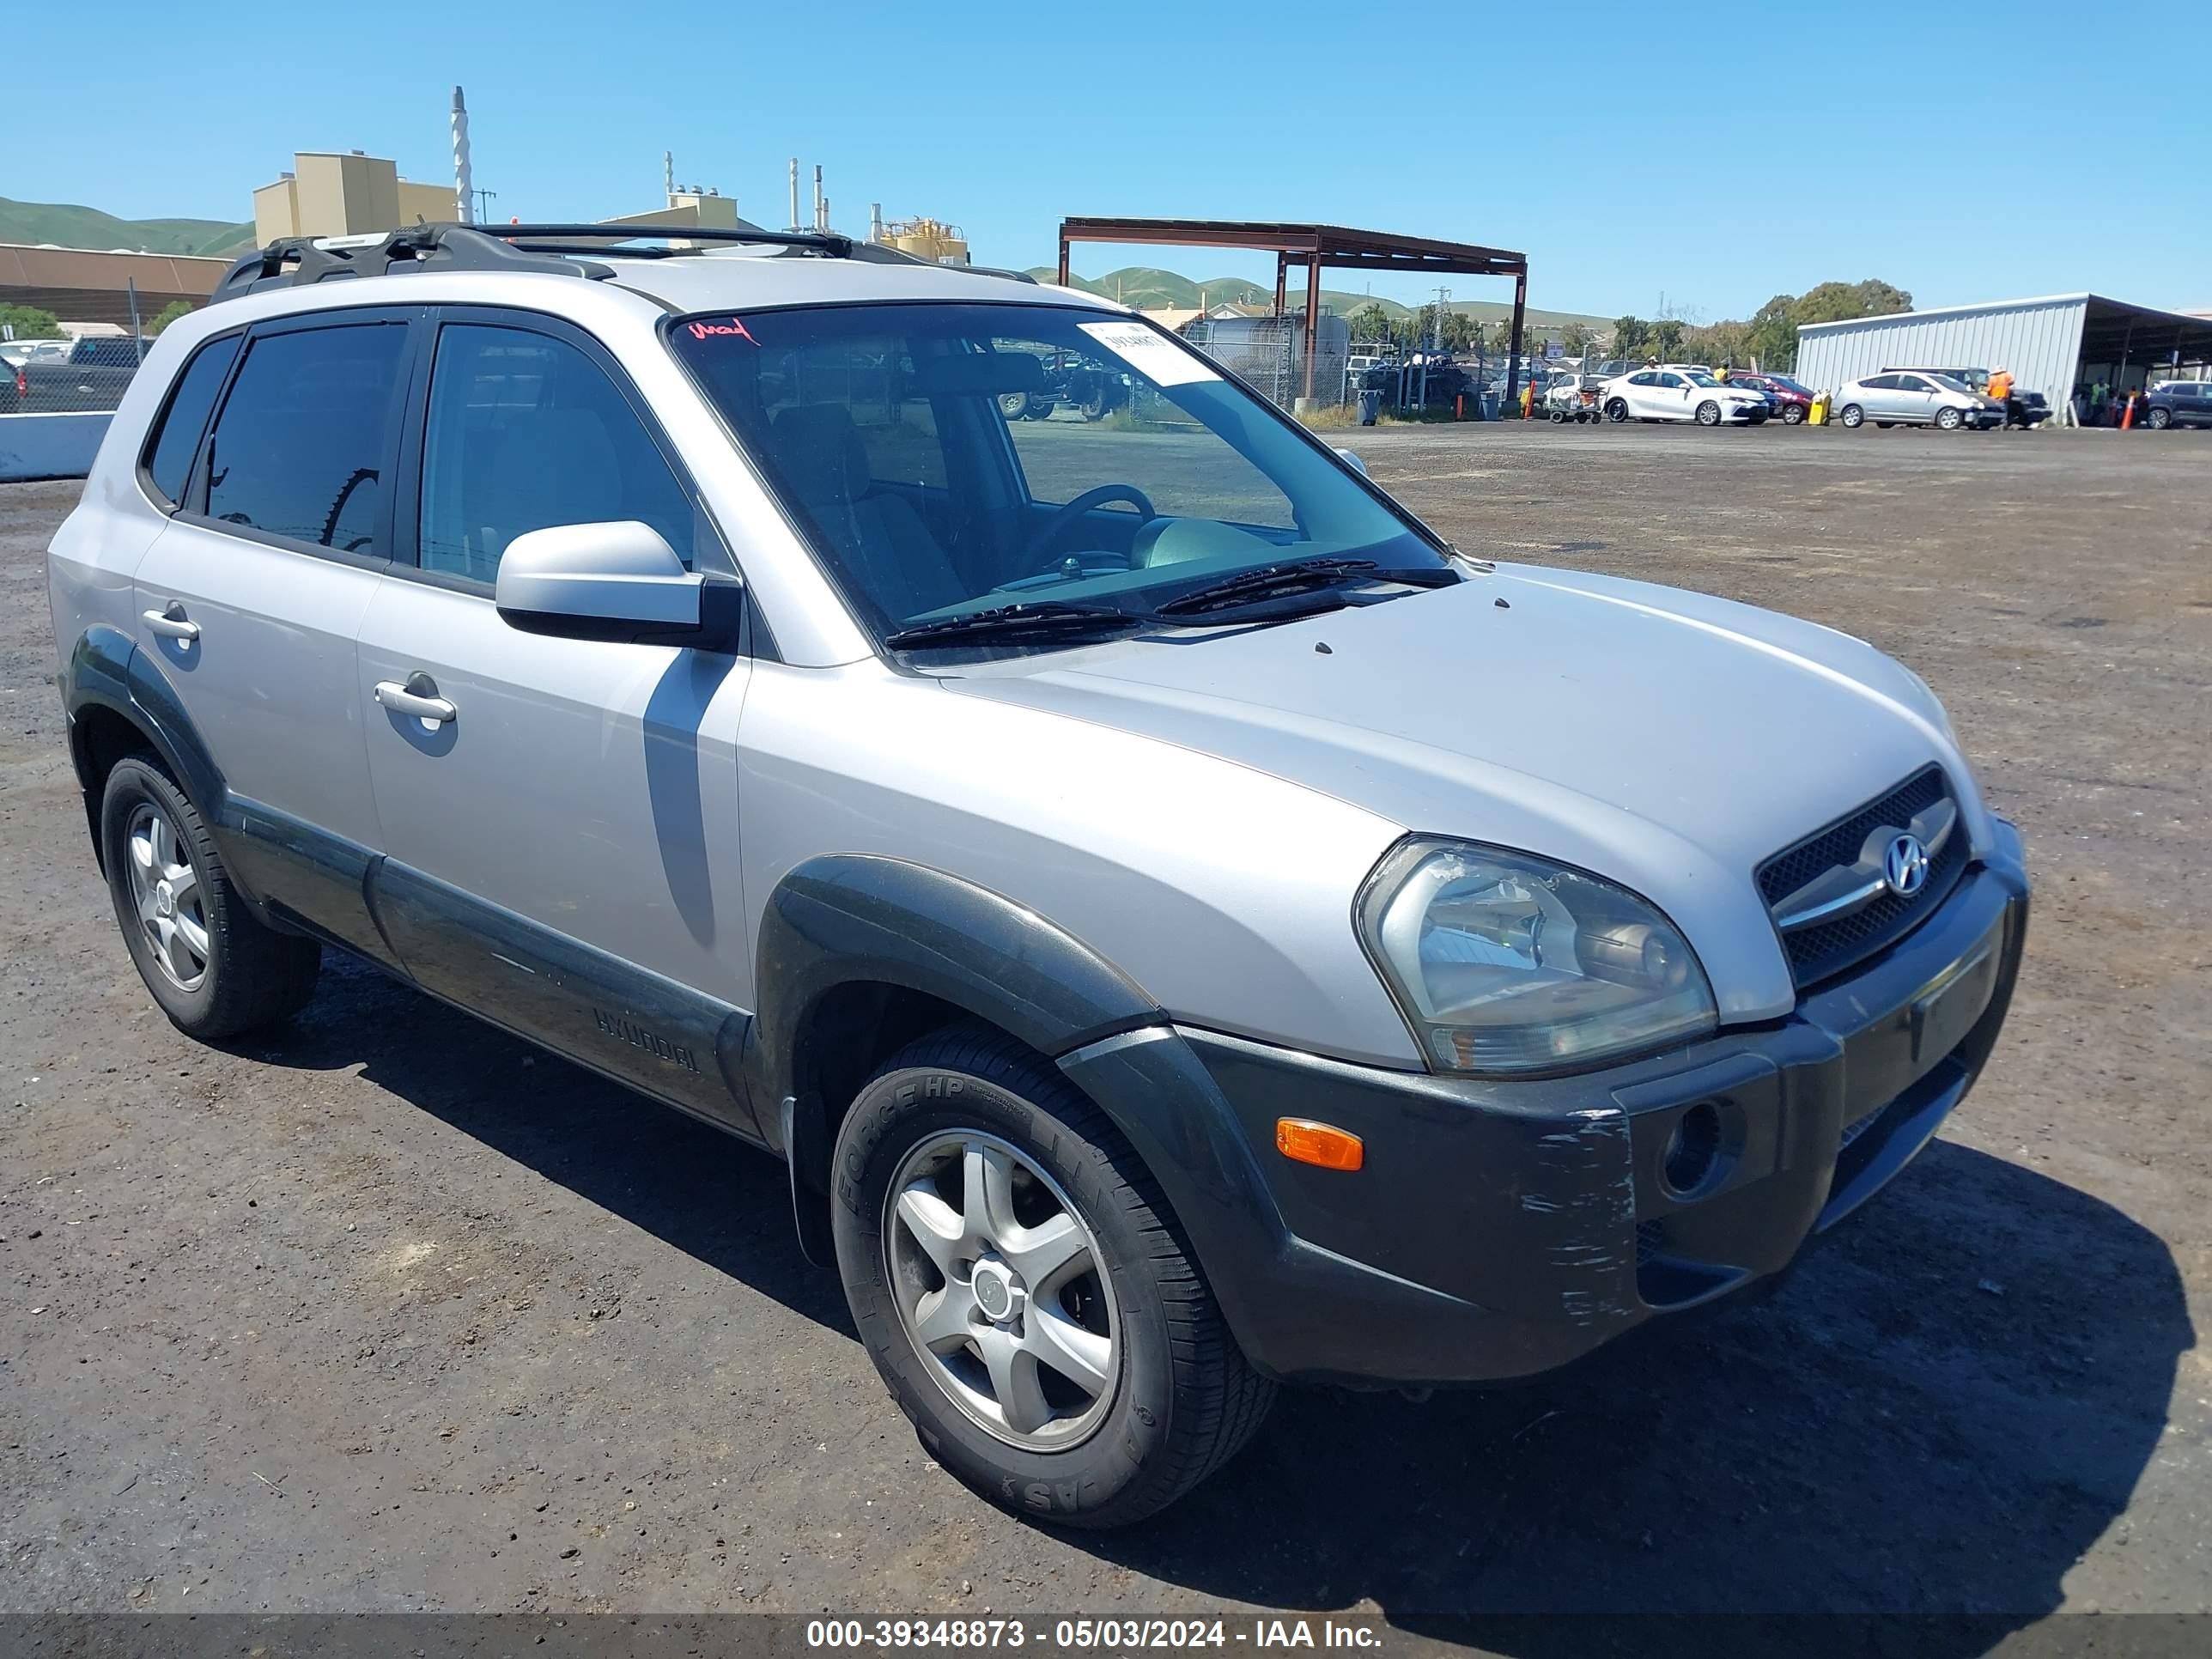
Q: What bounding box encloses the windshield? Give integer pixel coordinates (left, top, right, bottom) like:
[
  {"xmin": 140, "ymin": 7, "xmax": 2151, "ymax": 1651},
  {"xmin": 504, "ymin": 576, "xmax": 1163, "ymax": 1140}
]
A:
[
  {"xmin": 1927, "ymin": 374, "xmax": 1978, "ymax": 395},
  {"xmin": 667, "ymin": 301, "xmax": 1443, "ymax": 652},
  {"xmin": 1681, "ymin": 371, "xmax": 1724, "ymax": 387}
]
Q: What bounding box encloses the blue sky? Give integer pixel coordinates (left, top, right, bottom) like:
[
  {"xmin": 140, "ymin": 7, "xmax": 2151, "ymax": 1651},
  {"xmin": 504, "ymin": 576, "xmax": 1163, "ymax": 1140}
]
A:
[{"xmin": 14, "ymin": 1, "xmax": 2209, "ymax": 321}]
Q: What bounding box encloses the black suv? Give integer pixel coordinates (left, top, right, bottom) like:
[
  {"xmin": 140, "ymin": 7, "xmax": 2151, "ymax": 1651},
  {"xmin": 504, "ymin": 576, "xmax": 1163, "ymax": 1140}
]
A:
[{"xmin": 2143, "ymin": 380, "xmax": 2212, "ymax": 429}]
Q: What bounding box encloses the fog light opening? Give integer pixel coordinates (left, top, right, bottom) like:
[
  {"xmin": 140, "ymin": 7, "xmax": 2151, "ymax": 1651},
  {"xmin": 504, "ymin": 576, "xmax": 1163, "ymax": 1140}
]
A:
[{"xmin": 1662, "ymin": 1102, "xmax": 1723, "ymax": 1197}]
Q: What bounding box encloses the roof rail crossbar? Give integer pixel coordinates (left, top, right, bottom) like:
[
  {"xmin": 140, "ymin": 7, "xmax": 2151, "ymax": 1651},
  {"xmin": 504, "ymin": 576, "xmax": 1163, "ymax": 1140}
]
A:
[
  {"xmin": 211, "ymin": 222, "xmax": 617, "ymax": 304},
  {"xmin": 491, "ymin": 222, "xmax": 855, "ymax": 257},
  {"xmin": 208, "ymin": 220, "xmax": 1030, "ymax": 307}
]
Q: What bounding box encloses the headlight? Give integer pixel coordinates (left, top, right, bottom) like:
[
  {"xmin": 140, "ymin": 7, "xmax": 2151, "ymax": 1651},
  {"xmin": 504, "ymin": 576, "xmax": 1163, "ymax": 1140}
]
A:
[{"xmin": 1358, "ymin": 840, "xmax": 1717, "ymax": 1075}]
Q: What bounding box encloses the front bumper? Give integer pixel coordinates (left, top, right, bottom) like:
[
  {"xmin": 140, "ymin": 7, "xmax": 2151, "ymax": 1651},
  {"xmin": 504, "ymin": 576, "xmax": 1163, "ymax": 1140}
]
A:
[{"xmin": 1060, "ymin": 821, "xmax": 2028, "ymax": 1387}]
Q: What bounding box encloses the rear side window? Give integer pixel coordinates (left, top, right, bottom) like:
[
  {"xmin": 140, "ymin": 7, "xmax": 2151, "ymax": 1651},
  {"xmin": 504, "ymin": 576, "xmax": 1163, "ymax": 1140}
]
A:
[
  {"xmin": 417, "ymin": 323, "xmax": 702, "ymax": 586},
  {"xmin": 143, "ymin": 334, "xmax": 241, "ymax": 506},
  {"xmin": 204, "ymin": 323, "xmax": 409, "ymax": 556}
]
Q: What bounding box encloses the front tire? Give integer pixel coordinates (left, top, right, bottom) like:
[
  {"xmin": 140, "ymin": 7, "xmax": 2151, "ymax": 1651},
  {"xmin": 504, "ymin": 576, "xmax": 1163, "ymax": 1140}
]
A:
[
  {"xmin": 1936, "ymin": 405, "xmax": 1963, "ymax": 430},
  {"xmin": 2148, "ymin": 406, "xmax": 2172, "ymax": 430},
  {"xmin": 100, "ymin": 757, "xmax": 320, "ymax": 1040},
  {"xmin": 1782, "ymin": 403, "xmax": 1806, "ymax": 424},
  {"xmin": 832, "ymin": 1027, "xmax": 1273, "ymax": 1528},
  {"xmin": 1695, "ymin": 400, "xmax": 1722, "ymax": 426},
  {"xmin": 1605, "ymin": 398, "xmax": 1629, "ymax": 422}
]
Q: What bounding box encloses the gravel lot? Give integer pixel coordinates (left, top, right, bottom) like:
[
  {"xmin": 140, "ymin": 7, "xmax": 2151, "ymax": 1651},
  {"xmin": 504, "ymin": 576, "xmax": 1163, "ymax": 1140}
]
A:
[{"xmin": 3, "ymin": 423, "xmax": 2207, "ymax": 1636}]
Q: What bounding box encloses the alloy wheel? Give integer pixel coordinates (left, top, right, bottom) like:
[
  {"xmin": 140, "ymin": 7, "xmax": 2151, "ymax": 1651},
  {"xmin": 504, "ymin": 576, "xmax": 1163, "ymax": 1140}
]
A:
[
  {"xmin": 126, "ymin": 802, "xmax": 209, "ymax": 991},
  {"xmin": 884, "ymin": 1129, "xmax": 1118, "ymax": 1451}
]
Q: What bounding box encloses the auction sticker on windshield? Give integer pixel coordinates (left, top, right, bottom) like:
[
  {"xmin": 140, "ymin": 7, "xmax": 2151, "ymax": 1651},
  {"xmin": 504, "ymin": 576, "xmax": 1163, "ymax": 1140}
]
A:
[{"xmin": 1078, "ymin": 320, "xmax": 1221, "ymax": 387}]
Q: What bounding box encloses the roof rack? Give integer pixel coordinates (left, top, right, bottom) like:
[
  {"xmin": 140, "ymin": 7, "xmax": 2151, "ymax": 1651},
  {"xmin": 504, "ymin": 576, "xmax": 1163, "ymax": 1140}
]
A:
[
  {"xmin": 210, "ymin": 220, "xmax": 1034, "ymax": 306},
  {"xmin": 210, "ymin": 221, "xmax": 862, "ymax": 305}
]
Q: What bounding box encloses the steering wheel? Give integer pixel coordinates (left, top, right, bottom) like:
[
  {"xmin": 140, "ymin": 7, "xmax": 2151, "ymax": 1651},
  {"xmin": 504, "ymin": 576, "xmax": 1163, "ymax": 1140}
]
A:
[{"xmin": 1022, "ymin": 483, "xmax": 1158, "ymax": 568}]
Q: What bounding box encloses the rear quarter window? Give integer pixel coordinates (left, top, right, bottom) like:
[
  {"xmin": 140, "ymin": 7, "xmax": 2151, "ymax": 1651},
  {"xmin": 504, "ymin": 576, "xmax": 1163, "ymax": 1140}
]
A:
[{"xmin": 142, "ymin": 334, "xmax": 242, "ymax": 507}]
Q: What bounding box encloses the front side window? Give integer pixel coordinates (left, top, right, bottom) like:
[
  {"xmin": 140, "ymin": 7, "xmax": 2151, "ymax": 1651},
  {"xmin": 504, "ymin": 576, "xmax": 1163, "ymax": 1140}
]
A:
[
  {"xmin": 143, "ymin": 333, "xmax": 241, "ymax": 506},
  {"xmin": 670, "ymin": 302, "xmax": 1443, "ymax": 650},
  {"xmin": 204, "ymin": 324, "xmax": 408, "ymax": 554},
  {"xmin": 418, "ymin": 324, "xmax": 702, "ymax": 585}
]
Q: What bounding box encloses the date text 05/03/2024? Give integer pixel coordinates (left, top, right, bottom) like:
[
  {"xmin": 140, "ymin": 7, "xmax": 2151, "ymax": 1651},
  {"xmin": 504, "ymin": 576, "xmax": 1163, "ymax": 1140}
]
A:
[{"xmin": 805, "ymin": 1619, "xmax": 1386, "ymax": 1649}]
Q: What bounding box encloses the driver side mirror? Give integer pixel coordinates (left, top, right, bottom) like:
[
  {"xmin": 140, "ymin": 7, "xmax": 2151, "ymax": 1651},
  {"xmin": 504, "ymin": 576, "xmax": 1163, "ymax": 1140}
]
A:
[
  {"xmin": 1334, "ymin": 446, "xmax": 1369, "ymax": 477},
  {"xmin": 495, "ymin": 521, "xmax": 738, "ymax": 647}
]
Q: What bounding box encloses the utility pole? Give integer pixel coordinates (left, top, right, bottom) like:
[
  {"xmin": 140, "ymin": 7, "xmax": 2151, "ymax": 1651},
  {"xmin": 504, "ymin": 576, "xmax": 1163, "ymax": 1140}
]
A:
[{"xmin": 471, "ymin": 187, "xmax": 498, "ymax": 223}]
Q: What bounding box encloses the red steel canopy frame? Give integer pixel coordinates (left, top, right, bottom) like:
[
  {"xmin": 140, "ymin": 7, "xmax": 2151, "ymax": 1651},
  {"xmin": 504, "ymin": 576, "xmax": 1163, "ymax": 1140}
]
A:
[{"xmin": 1056, "ymin": 217, "xmax": 1530, "ymax": 408}]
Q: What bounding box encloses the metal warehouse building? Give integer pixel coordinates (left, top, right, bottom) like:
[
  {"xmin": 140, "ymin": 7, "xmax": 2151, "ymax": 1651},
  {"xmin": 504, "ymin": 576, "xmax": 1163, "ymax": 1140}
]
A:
[{"xmin": 1795, "ymin": 294, "xmax": 2212, "ymax": 423}]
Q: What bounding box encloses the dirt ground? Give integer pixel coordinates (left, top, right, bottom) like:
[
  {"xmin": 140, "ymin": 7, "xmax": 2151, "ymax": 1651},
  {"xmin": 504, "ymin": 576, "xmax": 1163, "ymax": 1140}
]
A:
[{"xmin": 3, "ymin": 423, "xmax": 2207, "ymax": 1640}]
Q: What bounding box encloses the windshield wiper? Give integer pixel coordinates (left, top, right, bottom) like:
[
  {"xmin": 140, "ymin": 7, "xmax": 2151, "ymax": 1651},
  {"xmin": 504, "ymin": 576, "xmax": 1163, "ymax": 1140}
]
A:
[
  {"xmin": 883, "ymin": 600, "xmax": 1149, "ymax": 650},
  {"xmin": 1151, "ymin": 556, "xmax": 1459, "ymax": 617}
]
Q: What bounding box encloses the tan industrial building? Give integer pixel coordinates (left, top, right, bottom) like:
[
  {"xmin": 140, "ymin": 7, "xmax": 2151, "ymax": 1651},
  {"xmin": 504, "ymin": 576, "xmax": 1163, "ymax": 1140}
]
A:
[{"xmin": 252, "ymin": 151, "xmax": 457, "ymax": 244}]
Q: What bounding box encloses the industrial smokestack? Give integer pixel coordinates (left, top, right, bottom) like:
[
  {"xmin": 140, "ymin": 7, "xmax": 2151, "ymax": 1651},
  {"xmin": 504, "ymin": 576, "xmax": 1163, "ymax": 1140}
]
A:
[
  {"xmin": 813, "ymin": 165, "xmax": 825, "ymax": 233},
  {"xmin": 451, "ymin": 86, "xmax": 474, "ymax": 224},
  {"xmin": 788, "ymin": 158, "xmax": 799, "ymax": 233},
  {"xmin": 664, "ymin": 149, "xmax": 674, "ymax": 200},
  {"xmin": 869, "ymin": 202, "xmax": 884, "ymax": 245}
]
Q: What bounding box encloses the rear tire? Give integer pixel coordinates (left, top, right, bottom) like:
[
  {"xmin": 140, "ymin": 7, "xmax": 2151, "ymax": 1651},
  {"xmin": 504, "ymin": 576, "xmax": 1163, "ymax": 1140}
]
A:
[
  {"xmin": 1839, "ymin": 404, "xmax": 1865, "ymax": 428},
  {"xmin": 100, "ymin": 757, "xmax": 320, "ymax": 1041},
  {"xmin": 832, "ymin": 1025, "xmax": 1274, "ymax": 1528}
]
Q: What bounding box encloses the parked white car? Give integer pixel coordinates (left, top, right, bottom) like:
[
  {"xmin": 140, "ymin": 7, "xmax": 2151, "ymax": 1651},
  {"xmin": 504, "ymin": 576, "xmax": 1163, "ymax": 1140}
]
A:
[
  {"xmin": 1832, "ymin": 372, "xmax": 2004, "ymax": 431},
  {"xmin": 1601, "ymin": 368, "xmax": 1769, "ymax": 426}
]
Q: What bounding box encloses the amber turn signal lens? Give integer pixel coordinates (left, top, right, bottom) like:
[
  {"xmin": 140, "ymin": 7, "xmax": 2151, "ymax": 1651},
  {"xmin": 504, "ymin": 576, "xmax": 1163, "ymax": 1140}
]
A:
[{"xmin": 1275, "ymin": 1118, "xmax": 1364, "ymax": 1171}]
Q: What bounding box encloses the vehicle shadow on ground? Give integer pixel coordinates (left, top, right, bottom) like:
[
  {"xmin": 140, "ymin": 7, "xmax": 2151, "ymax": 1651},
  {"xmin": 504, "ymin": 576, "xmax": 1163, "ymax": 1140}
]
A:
[
  {"xmin": 239, "ymin": 953, "xmax": 854, "ymax": 1336},
  {"xmin": 240, "ymin": 960, "xmax": 2189, "ymax": 1646},
  {"xmin": 1084, "ymin": 1139, "xmax": 2191, "ymax": 1647}
]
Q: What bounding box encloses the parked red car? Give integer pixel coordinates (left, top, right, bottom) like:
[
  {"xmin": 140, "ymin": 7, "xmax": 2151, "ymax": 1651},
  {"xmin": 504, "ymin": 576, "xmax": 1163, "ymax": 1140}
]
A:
[{"xmin": 1725, "ymin": 372, "xmax": 1816, "ymax": 424}]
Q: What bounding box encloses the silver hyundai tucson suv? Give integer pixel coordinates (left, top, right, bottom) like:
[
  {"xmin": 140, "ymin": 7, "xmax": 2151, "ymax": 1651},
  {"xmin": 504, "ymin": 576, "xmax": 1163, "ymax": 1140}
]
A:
[{"xmin": 46, "ymin": 223, "xmax": 2028, "ymax": 1527}]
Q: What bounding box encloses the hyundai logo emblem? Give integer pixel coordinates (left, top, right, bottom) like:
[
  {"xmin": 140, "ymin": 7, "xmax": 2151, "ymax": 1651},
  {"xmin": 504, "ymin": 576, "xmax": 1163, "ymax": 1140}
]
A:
[{"xmin": 1884, "ymin": 833, "xmax": 1930, "ymax": 898}]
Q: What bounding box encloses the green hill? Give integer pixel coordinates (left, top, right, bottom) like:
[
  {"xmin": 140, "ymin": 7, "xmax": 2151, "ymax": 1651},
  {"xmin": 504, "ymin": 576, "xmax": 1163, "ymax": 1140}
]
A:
[
  {"xmin": 0, "ymin": 197, "xmax": 256, "ymax": 258},
  {"xmin": 1030, "ymin": 265, "xmax": 1607, "ymax": 333}
]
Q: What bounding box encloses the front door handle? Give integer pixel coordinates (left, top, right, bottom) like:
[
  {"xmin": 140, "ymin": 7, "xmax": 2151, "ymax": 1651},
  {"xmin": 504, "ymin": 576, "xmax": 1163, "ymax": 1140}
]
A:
[
  {"xmin": 374, "ymin": 676, "xmax": 458, "ymax": 726},
  {"xmin": 143, "ymin": 604, "xmax": 199, "ymax": 642}
]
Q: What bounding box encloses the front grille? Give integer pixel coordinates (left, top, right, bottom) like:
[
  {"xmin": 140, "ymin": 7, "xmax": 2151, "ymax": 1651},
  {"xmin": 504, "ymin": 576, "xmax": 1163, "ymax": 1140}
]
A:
[{"xmin": 1759, "ymin": 766, "xmax": 1966, "ymax": 987}]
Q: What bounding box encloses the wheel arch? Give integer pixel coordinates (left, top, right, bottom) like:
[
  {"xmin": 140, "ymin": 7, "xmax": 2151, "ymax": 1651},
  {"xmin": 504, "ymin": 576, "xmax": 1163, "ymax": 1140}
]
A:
[
  {"xmin": 752, "ymin": 860, "xmax": 1295, "ymax": 1375},
  {"xmin": 64, "ymin": 626, "xmax": 226, "ymax": 870},
  {"xmin": 750, "ymin": 854, "xmax": 1169, "ymax": 1257}
]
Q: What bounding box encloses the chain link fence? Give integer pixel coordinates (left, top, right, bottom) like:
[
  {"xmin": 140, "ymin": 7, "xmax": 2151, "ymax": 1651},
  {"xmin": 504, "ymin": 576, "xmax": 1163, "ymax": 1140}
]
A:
[
  {"xmin": 1182, "ymin": 316, "xmax": 1352, "ymax": 410},
  {"xmin": 3, "ymin": 333, "xmax": 157, "ymax": 415}
]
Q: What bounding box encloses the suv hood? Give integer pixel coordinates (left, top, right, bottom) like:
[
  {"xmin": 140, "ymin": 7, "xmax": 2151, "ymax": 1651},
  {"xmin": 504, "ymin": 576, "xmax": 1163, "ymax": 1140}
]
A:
[{"xmin": 943, "ymin": 563, "xmax": 1992, "ymax": 1021}]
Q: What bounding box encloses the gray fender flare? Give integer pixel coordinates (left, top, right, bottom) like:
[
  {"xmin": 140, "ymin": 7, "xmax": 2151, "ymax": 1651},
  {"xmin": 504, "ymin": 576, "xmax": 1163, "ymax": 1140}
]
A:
[
  {"xmin": 749, "ymin": 853, "xmax": 1162, "ymax": 1132},
  {"xmin": 749, "ymin": 854, "xmax": 1297, "ymax": 1349},
  {"xmin": 64, "ymin": 626, "xmax": 228, "ymax": 860}
]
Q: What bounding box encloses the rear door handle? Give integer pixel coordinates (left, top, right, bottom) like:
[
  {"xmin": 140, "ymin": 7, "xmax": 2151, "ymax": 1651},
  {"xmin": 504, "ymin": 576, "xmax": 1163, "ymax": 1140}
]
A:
[
  {"xmin": 374, "ymin": 677, "xmax": 458, "ymax": 726},
  {"xmin": 143, "ymin": 604, "xmax": 199, "ymax": 642}
]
